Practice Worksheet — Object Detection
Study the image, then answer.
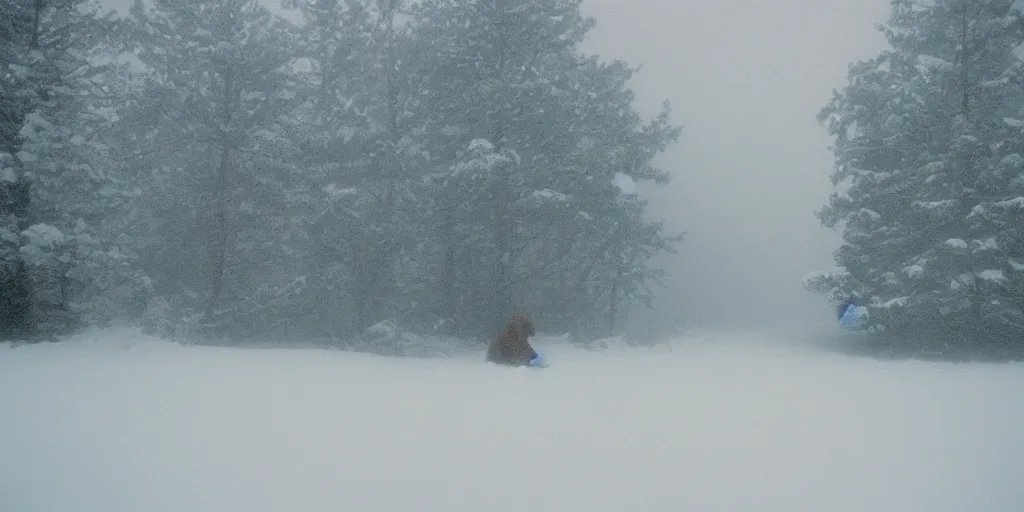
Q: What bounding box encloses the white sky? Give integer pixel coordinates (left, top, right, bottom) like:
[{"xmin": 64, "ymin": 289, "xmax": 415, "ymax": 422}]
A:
[{"xmin": 579, "ymin": 0, "xmax": 892, "ymax": 334}]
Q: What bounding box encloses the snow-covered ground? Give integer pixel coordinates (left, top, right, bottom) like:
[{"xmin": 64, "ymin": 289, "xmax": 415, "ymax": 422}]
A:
[{"xmin": 2, "ymin": 328, "xmax": 1023, "ymax": 512}]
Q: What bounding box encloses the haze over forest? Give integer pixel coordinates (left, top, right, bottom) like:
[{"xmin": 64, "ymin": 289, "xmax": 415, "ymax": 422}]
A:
[
  {"xmin": 3, "ymin": 0, "xmax": 1024, "ymax": 356},
  {"xmin": 2, "ymin": 0, "xmax": 897, "ymax": 344}
]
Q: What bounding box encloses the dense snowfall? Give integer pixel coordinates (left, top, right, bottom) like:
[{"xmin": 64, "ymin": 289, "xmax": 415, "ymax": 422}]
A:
[{"xmin": 3, "ymin": 0, "xmax": 1024, "ymax": 509}]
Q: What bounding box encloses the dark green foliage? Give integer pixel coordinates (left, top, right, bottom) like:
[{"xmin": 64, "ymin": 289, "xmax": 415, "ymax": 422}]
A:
[
  {"xmin": 809, "ymin": 0, "xmax": 1024, "ymax": 358},
  {"xmin": 1, "ymin": 0, "xmax": 132, "ymax": 340}
]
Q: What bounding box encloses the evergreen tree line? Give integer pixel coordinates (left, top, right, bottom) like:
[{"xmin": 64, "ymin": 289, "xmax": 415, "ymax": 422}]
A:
[
  {"xmin": 0, "ymin": 0, "xmax": 682, "ymax": 346},
  {"xmin": 809, "ymin": 0, "xmax": 1024, "ymax": 359}
]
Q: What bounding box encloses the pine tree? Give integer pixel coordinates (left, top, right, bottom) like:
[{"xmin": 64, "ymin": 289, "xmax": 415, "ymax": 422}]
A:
[
  {"xmin": 413, "ymin": 0, "xmax": 597, "ymax": 334},
  {"xmin": 425, "ymin": 137, "xmax": 521, "ymax": 334},
  {"xmin": 125, "ymin": 0, "xmax": 301, "ymax": 338},
  {"xmin": 412, "ymin": 0, "xmax": 681, "ymax": 338},
  {"xmin": 546, "ymin": 59, "xmax": 681, "ymax": 337},
  {"xmin": 278, "ymin": 0, "xmax": 434, "ymax": 340},
  {"xmin": 1, "ymin": 0, "xmax": 40, "ymax": 338},
  {"xmin": 809, "ymin": 0, "xmax": 1024, "ymax": 356},
  {"xmin": 0, "ymin": 0, "xmax": 145, "ymax": 338}
]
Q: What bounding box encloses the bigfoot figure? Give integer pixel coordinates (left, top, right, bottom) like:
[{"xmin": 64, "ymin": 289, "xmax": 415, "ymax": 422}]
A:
[{"xmin": 486, "ymin": 315, "xmax": 546, "ymax": 367}]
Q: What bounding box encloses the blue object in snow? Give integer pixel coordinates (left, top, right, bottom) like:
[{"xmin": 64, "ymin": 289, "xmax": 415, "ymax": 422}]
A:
[
  {"xmin": 527, "ymin": 352, "xmax": 550, "ymax": 368},
  {"xmin": 839, "ymin": 303, "xmax": 869, "ymax": 329}
]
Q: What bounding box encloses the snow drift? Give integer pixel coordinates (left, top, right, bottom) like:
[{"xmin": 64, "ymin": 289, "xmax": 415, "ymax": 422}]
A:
[{"xmin": 2, "ymin": 328, "xmax": 1023, "ymax": 511}]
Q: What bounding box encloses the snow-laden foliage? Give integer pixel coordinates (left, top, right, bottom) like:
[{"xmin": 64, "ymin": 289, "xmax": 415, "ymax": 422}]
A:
[
  {"xmin": 2, "ymin": 0, "xmax": 682, "ymax": 346},
  {"xmin": 412, "ymin": 0, "xmax": 681, "ymax": 337},
  {"xmin": 121, "ymin": 0, "xmax": 302, "ymax": 339},
  {"xmin": 0, "ymin": 0, "xmax": 147, "ymax": 339},
  {"xmin": 809, "ymin": 0, "xmax": 1024, "ymax": 355}
]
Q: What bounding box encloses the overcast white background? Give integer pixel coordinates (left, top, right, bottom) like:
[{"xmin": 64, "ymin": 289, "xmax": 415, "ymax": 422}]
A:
[{"xmin": 578, "ymin": 0, "xmax": 892, "ymax": 335}]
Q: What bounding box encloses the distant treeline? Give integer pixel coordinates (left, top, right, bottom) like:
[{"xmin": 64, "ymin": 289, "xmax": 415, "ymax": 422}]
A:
[{"xmin": 0, "ymin": 0, "xmax": 682, "ymax": 346}]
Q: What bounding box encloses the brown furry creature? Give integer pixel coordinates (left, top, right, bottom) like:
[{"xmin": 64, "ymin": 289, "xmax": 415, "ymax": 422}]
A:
[{"xmin": 486, "ymin": 315, "xmax": 538, "ymax": 366}]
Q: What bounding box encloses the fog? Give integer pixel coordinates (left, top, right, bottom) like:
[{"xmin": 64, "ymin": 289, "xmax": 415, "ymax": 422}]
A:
[
  {"xmin": 579, "ymin": 0, "xmax": 891, "ymax": 335},
  {"xmin": 87, "ymin": 0, "xmax": 893, "ymax": 339},
  {"xmin": 8, "ymin": 2, "xmax": 1024, "ymax": 507}
]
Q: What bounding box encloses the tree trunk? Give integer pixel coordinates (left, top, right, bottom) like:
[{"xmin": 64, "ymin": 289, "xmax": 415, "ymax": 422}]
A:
[
  {"xmin": 609, "ymin": 253, "xmax": 623, "ymax": 336},
  {"xmin": 959, "ymin": 0, "xmax": 970, "ymax": 119},
  {"xmin": 491, "ymin": 11, "xmax": 514, "ymax": 321},
  {"xmin": 353, "ymin": 248, "xmax": 368, "ymax": 332},
  {"xmin": 30, "ymin": 0, "xmax": 42, "ymax": 50},
  {"xmin": 493, "ymin": 160, "xmax": 514, "ymax": 319},
  {"xmin": 351, "ymin": 0, "xmax": 402, "ymax": 331},
  {"xmin": 439, "ymin": 210, "xmax": 458, "ymax": 323},
  {"xmin": 205, "ymin": 67, "xmax": 234, "ymax": 320}
]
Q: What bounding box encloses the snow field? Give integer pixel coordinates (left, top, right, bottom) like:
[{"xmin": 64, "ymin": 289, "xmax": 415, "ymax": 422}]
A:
[{"xmin": 2, "ymin": 328, "xmax": 1023, "ymax": 511}]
